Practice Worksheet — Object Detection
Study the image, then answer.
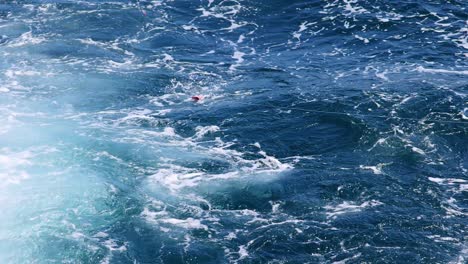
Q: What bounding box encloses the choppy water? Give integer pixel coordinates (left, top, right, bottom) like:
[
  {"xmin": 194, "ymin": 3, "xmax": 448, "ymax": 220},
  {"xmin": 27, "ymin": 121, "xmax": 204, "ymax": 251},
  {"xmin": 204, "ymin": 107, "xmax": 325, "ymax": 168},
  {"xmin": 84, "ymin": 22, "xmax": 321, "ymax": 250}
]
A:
[{"xmin": 0, "ymin": 0, "xmax": 467, "ymax": 263}]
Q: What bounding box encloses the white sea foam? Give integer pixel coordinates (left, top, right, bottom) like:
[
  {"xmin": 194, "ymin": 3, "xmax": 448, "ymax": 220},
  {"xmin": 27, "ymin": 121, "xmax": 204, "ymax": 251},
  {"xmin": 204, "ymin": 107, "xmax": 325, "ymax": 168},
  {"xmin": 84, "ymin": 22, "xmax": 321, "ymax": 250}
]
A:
[
  {"xmin": 160, "ymin": 218, "xmax": 208, "ymax": 230},
  {"xmin": 429, "ymin": 175, "xmax": 468, "ymax": 216},
  {"xmin": 292, "ymin": 21, "xmax": 317, "ymax": 41},
  {"xmin": 332, "ymin": 253, "xmax": 362, "ymax": 264},
  {"xmin": 94, "ymin": 232, "xmax": 109, "ymax": 238},
  {"xmin": 7, "ymin": 31, "xmax": 46, "ymax": 47},
  {"xmin": 5, "ymin": 70, "xmax": 43, "ymax": 77},
  {"xmin": 325, "ymin": 200, "xmax": 383, "ymax": 219},
  {"xmin": 411, "ymin": 146, "xmax": 426, "ymax": 155},
  {"xmin": 230, "ymin": 51, "xmax": 245, "ymax": 70},
  {"xmin": 429, "ymin": 177, "xmax": 467, "ymax": 185},
  {"xmin": 271, "ymin": 202, "xmax": 281, "ymax": 213},
  {"xmin": 134, "ymin": 127, "xmax": 177, "ymax": 138},
  {"xmin": 142, "ymin": 198, "xmax": 210, "ymax": 231},
  {"xmin": 140, "ymin": 123, "xmax": 291, "ymax": 196},
  {"xmin": 375, "ymin": 70, "xmax": 388, "ymax": 81},
  {"xmin": 427, "ymin": 235, "xmax": 459, "ymax": 243},
  {"xmin": 238, "ymin": 245, "xmax": 249, "ymax": 260},
  {"xmin": 416, "ymin": 66, "xmax": 468, "ymax": 75},
  {"xmin": 376, "ymin": 12, "xmax": 403, "ymax": 22},
  {"xmin": 0, "ymin": 149, "xmax": 34, "ymax": 187},
  {"xmin": 103, "ymin": 239, "xmax": 127, "ymax": 252},
  {"xmin": 193, "ymin": 125, "xmax": 220, "ymax": 139},
  {"xmin": 354, "ymin": 34, "xmax": 369, "ymax": 43},
  {"xmin": 449, "ymin": 245, "xmax": 468, "ymax": 264},
  {"xmin": 443, "ymin": 198, "xmax": 467, "ymax": 217},
  {"xmin": 359, "ymin": 163, "xmax": 390, "ymax": 175},
  {"xmin": 226, "ymin": 232, "xmax": 237, "ymax": 240},
  {"xmin": 115, "ymin": 109, "xmax": 156, "ymax": 125},
  {"xmin": 461, "ymin": 108, "xmax": 468, "ymax": 120},
  {"xmin": 342, "ymin": 0, "xmax": 368, "ymax": 15}
]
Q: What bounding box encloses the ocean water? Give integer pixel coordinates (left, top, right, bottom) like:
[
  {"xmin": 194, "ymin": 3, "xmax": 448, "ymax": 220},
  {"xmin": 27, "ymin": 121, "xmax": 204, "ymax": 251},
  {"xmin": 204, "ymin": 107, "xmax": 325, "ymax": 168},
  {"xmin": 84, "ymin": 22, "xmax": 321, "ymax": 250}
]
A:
[{"xmin": 0, "ymin": 0, "xmax": 467, "ymax": 263}]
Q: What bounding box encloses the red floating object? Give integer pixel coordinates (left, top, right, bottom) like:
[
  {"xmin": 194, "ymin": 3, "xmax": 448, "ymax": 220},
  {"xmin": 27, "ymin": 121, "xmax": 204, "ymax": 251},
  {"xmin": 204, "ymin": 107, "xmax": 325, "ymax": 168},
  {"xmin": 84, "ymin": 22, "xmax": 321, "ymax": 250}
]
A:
[{"xmin": 191, "ymin": 95, "xmax": 203, "ymax": 101}]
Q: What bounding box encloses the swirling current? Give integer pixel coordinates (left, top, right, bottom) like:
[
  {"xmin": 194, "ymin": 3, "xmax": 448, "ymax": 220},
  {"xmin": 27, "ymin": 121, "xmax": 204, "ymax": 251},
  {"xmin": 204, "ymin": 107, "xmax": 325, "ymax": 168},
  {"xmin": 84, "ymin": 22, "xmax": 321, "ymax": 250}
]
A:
[{"xmin": 0, "ymin": 0, "xmax": 467, "ymax": 263}]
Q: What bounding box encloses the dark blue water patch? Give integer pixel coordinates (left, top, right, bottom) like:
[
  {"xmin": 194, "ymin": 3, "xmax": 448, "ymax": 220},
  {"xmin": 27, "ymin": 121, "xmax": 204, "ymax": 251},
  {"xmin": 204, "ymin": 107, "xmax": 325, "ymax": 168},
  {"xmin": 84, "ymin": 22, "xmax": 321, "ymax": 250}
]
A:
[
  {"xmin": 30, "ymin": 7, "xmax": 145, "ymax": 40},
  {"xmin": 198, "ymin": 179, "xmax": 287, "ymax": 212}
]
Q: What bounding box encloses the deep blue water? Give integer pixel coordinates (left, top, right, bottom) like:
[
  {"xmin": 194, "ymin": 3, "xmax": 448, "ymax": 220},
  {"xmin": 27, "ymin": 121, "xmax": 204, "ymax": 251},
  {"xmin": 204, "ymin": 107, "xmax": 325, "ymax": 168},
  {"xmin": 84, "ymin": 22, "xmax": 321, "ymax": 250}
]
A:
[{"xmin": 0, "ymin": 0, "xmax": 467, "ymax": 263}]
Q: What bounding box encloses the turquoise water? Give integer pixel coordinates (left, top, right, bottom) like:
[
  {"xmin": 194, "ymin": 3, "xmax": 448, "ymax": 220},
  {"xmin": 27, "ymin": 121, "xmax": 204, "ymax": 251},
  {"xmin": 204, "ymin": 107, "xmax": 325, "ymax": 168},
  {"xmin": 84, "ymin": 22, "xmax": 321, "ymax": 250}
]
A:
[{"xmin": 0, "ymin": 1, "xmax": 467, "ymax": 263}]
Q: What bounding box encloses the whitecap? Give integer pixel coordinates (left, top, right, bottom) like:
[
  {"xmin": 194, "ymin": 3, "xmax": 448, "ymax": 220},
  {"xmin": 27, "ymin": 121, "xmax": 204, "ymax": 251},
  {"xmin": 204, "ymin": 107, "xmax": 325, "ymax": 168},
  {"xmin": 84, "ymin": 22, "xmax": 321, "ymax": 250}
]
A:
[
  {"xmin": 325, "ymin": 200, "xmax": 383, "ymax": 219},
  {"xmin": 416, "ymin": 66, "xmax": 468, "ymax": 75}
]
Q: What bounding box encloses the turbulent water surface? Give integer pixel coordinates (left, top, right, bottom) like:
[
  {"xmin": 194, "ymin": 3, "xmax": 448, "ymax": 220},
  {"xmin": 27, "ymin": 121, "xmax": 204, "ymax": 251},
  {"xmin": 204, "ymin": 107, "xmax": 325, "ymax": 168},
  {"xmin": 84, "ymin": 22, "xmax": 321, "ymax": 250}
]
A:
[{"xmin": 0, "ymin": 0, "xmax": 467, "ymax": 263}]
